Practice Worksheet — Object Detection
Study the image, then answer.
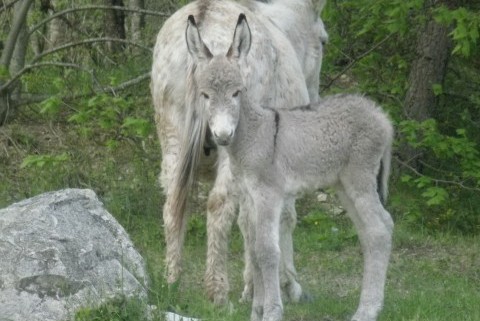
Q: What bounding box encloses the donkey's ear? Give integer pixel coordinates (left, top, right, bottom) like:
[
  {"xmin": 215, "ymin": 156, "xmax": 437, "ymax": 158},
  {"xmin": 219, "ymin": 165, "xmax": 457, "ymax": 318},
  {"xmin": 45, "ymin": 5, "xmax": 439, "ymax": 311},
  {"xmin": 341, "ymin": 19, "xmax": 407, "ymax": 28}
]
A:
[
  {"xmin": 186, "ymin": 15, "xmax": 213, "ymax": 62},
  {"xmin": 227, "ymin": 14, "xmax": 251, "ymax": 60}
]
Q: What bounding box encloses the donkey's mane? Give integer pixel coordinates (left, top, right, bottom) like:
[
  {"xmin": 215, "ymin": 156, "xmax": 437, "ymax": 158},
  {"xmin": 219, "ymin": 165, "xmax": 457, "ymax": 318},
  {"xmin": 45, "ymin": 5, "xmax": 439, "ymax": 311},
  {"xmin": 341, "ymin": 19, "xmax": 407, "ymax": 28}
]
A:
[{"xmin": 196, "ymin": 0, "xmax": 272, "ymax": 25}]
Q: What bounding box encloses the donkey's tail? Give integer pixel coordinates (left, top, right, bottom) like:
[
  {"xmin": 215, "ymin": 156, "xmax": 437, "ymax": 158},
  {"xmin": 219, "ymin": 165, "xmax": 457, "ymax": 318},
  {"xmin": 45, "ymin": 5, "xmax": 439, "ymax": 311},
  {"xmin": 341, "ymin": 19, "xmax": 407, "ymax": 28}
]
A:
[
  {"xmin": 377, "ymin": 135, "xmax": 392, "ymax": 205},
  {"xmin": 169, "ymin": 102, "xmax": 208, "ymax": 239}
]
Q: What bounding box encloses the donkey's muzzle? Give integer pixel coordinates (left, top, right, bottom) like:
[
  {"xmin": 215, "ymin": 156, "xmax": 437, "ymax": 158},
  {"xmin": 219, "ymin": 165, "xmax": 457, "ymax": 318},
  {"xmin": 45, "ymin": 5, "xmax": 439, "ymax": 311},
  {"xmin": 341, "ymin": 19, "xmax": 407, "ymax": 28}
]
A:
[{"xmin": 212, "ymin": 129, "xmax": 234, "ymax": 146}]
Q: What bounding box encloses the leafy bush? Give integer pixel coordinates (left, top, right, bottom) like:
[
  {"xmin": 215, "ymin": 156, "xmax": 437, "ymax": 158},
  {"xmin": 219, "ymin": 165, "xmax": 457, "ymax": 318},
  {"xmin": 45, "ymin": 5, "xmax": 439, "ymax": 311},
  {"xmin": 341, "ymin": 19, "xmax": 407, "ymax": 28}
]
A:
[{"xmin": 322, "ymin": 0, "xmax": 480, "ymax": 233}]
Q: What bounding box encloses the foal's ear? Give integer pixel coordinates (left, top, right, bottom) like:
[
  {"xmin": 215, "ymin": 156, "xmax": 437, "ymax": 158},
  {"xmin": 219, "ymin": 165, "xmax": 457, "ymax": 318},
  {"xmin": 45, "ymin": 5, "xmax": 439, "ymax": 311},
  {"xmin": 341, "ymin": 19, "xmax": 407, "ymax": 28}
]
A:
[
  {"xmin": 186, "ymin": 15, "xmax": 213, "ymax": 62},
  {"xmin": 227, "ymin": 14, "xmax": 251, "ymax": 60}
]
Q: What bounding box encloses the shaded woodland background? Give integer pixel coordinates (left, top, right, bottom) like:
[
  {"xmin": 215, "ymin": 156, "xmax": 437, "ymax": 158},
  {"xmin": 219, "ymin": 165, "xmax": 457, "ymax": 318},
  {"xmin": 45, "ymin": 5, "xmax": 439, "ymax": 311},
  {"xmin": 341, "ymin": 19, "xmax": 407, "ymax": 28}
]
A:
[{"xmin": 0, "ymin": 0, "xmax": 479, "ymax": 233}]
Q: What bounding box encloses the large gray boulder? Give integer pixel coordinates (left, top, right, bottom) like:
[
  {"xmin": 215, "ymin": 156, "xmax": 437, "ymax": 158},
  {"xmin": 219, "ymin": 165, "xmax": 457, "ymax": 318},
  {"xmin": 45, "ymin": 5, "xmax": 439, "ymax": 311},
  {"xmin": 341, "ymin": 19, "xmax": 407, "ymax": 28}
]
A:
[{"xmin": 0, "ymin": 189, "xmax": 149, "ymax": 321}]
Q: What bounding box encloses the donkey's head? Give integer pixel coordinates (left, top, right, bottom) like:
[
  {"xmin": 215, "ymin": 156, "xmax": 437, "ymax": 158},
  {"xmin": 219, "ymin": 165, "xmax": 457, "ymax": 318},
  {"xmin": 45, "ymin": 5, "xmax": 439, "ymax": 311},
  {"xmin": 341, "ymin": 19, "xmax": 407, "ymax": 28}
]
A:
[{"xmin": 186, "ymin": 14, "xmax": 251, "ymax": 146}]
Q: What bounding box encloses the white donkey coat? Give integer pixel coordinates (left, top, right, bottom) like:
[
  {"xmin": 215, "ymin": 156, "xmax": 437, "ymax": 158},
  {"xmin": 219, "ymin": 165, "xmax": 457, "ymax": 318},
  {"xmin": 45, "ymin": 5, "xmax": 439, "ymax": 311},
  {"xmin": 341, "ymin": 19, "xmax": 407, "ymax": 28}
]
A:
[{"xmin": 151, "ymin": 0, "xmax": 327, "ymax": 305}]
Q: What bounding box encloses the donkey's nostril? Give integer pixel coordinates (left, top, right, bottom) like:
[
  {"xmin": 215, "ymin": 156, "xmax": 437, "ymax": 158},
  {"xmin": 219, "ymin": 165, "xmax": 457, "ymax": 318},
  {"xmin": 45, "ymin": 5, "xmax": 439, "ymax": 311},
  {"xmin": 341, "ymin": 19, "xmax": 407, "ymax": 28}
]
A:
[{"xmin": 213, "ymin": 129, "xmax": 233, "ymax": 146}]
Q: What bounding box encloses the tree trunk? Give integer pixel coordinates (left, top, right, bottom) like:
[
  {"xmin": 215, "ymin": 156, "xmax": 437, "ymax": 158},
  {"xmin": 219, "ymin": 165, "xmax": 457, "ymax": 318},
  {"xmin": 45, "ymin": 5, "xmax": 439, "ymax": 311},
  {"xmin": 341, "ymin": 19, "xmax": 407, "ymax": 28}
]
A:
[
  {"xmin": 400, "ymin": 7, "xmax": 453, "ymax": 169},
  {"xmin": 104, "ymin": 0, "xmax": 126, "ymax": 53},
  {"xmin": 48, "ymin": 5, "xmax": 67, "ymax": 51},
  {"xmin": 403, "ymin": 20, "xmax": 452, "ymax": 122},
  {"xmin": 9, "ymin": 10, "xmax": 29, "ymax": 107},
  {"xmin": 0, "ymin": 0, "xmax": 34, "ymax": 125},
  {"xmin": 129, "ymin": 0, "xmax": 145, "ymax": 45}
]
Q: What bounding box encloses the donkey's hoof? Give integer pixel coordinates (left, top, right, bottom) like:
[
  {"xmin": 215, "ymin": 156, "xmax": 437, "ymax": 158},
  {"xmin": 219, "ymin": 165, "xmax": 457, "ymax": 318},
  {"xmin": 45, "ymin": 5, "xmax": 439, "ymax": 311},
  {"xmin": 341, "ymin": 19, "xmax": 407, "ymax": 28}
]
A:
[
  {"xmin": 299, "ymin": 290, "xmax": 314, "ymax": 303},
  {"xmin": 350, "ymin": 305, "xmax": 381, "ymax": 321},
  {"xmin": 239, "ymin": 284, "xmax": 253, "ymax": 304},
  {"xmin": 284, "ymin": 281, "xmax": 303, "ymax": 303},
  {"xmin": 239, "ymin": 293, "xmax": 252, "ymax": 304},
  {"xmin": 212, "ymin": 293, "xmax": 229, "ymax": 306}
]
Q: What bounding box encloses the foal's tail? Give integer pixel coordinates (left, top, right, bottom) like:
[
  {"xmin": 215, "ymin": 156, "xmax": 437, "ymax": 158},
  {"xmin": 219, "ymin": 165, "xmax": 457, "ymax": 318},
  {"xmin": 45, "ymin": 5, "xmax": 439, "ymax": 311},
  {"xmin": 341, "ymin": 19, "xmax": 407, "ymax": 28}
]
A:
[{"xmin": 377, "ymin": 131, "xmax": 393, "ymax": 205}]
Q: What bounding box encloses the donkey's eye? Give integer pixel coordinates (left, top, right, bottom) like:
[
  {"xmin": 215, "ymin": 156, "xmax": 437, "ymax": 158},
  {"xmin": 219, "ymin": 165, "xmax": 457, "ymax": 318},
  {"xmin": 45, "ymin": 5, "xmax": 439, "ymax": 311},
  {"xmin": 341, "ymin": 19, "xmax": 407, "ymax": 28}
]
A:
[
  {"xmin": 232, "ymin": 90, "xmax": 241, "ymax": 98},
  {"xmin": 201, "ymin": 92, "xmax": 210, "ymax": 99}
]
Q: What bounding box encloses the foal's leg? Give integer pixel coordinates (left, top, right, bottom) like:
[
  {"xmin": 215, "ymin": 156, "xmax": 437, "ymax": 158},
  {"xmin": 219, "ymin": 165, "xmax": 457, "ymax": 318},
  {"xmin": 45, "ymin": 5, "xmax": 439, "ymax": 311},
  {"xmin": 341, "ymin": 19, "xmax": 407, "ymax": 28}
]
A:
[
  {"xmin": 251, "ymin": 189, "xmax": 284, "ymax": 321},
  {"xmin": 239, "ymin": 195, "xmax": 254, "ymax": 303},
  {"xmin": 242, "ymin": 196, "xmax": 303, "ymax": 304},
  {"xmin": 242, "ymin": 196, "xmax": 265, "ymax": 321},
  {"xmin": 337, "ymin": 180, "xmax": 393, "ymax": 321},
  {"xmin": 279, "ymin": 197, "xmax": 304, "ymax": 302},
  {"xmin": 205, "ymin": 152, "xmax": 238, "ymax": 305}
]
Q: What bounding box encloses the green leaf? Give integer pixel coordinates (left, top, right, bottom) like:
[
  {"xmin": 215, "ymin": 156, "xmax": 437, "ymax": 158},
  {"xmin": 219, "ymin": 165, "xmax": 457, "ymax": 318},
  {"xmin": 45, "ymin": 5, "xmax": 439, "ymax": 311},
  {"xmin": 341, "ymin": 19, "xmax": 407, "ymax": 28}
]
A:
[
  {"xmin": 415, "ymin": 176, "xmax": 432, "ymax": 188},
  {"xmin": 122, "ymin": 117, "xmax": 152, "ymax": 137},
  {"xmin": 432, "ymin": 84, "xmax": 443, "ymax": 96},
  {"xmin": 0, "ymin": 65, "xmax": 10, "ymax": 81},
  {"xmin": 422, "ymin": 186, "xmax": 449, "ymax": 206},
  {"xmin": 20, "ymin": 153, "xmax": 69, "ymax": 169},
  {"xmin": 40, "ymin": 96, "xmax": 62, "ymax": 115}
]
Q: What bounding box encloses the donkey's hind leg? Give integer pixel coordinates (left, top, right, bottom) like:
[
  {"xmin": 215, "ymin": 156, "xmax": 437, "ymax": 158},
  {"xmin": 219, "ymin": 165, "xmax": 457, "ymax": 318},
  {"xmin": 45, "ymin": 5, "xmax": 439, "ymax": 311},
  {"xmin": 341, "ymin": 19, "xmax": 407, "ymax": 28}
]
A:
[
  {"xmin": 279, "ymin": 197, "xmax": 305, "ymax": 303},
  {"xmin": 336, "ymin": 182, "xmax": 393, "ymax": 321},
  {"xmin": 157, "ymin": 117, "xmax": 185, "ymax": 285},
  {"xmin": 205, "ymin": 151, "xmax": 238, "ymax": 305}
]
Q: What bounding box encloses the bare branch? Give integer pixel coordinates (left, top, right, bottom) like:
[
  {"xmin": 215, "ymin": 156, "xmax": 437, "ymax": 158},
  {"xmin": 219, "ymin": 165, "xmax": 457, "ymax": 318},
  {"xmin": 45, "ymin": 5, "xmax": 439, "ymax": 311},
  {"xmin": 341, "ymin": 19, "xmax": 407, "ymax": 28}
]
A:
[
  {"xmin": 0, "ymin": 0, "xmax": 22, "ymax": 13},
  {"xmin": 394, "ymin": 156, "xmax": 480, "ymax": 192},
  {"xmin": 29, "ymin": 5, "xmax": 170, "ymax": 36},
  {"xmin": 321, "ymin": 34, "xmax": 393, "ymax": 90},
  {"xmin": 14, "ymin": 71, "xmax": 151, "ymax": 107},
  {"xmin": 31, "ymin": 38, "xmax": 152, "ymax": 64},
  {"xmin": 0, "ymin": 62, "xmax": 96, "ymax": 92},
  {"xmin": 103, "ymin": 72, "xmax": 151, "ymax": 94}
]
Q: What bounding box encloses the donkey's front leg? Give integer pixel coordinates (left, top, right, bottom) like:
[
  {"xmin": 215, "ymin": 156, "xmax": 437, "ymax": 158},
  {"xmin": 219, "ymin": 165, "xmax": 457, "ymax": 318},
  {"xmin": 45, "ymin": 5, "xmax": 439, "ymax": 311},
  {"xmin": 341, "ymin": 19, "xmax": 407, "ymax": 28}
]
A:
[
  {"xmin": 205, "ymin": 152, "xmax": 238, "ymax": 305},
  {"xmin": 252, "ymin": 191, "xmax": 284, "ymax": 321}
]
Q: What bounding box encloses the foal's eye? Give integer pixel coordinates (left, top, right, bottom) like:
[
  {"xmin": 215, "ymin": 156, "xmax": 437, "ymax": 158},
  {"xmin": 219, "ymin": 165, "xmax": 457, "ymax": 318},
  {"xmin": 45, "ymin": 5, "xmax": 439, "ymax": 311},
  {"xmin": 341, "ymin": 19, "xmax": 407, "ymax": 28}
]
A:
[
  {"xmin": 232, "ymin": 90, "xmax": 241, "ymax": 98},
  {"xmin": 201, "ymin": 92, "xmax": 210, "ymax": 99}
]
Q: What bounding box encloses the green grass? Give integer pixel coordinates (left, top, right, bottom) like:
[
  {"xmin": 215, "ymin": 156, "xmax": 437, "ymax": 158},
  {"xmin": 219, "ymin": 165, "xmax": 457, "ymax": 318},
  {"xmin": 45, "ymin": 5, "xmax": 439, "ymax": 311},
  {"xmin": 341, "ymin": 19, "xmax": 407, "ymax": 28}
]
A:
[{"xmin": 1, "ymin": 121, "xmax": 479, "ymax": 321}]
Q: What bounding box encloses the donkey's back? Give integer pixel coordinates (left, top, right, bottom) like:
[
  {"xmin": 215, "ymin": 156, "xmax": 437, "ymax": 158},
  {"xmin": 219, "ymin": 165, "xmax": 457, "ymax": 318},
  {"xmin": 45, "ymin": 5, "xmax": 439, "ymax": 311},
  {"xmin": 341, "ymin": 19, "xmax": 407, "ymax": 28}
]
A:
[{"xmin": 151, "ymin": 1, "xmax": 311, "ymax": 116}]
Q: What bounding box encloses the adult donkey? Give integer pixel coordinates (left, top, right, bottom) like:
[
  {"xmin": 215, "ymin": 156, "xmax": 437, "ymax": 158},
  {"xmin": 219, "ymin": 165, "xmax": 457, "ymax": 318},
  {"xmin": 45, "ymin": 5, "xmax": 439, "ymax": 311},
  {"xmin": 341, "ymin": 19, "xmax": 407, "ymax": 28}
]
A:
[
  {"xmin": 151, "ymin": 0, "xmax": 327, "ymax": 305},
  {"xmin": 186, "ymin": 13, "xmax": 394, "ymax": 321}
]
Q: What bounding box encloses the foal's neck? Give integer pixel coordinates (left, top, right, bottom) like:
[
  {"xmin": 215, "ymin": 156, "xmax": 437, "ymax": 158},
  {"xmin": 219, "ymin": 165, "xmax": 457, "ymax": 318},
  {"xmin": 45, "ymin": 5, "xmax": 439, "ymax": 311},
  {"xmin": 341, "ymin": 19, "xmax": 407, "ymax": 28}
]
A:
[{"xmin": 228, "ymin": 99, "xmax": 277, "ymax": 166}]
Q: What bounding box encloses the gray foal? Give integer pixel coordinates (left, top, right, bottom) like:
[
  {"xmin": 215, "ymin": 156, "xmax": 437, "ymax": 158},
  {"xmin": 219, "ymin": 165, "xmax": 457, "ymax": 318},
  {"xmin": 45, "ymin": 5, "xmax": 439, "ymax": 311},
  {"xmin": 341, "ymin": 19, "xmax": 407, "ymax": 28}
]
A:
[{"xmin": 186, "ymin": 14, "xmax": 394, "ymax": 321}]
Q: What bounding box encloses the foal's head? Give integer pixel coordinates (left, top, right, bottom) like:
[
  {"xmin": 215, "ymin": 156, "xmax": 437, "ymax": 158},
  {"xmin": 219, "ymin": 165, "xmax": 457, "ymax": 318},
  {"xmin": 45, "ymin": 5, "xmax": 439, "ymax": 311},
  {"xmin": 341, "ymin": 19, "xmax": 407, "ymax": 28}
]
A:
[{"xmin": 186, "ymin": 14, "xmax": 251, "ymax": 146}]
